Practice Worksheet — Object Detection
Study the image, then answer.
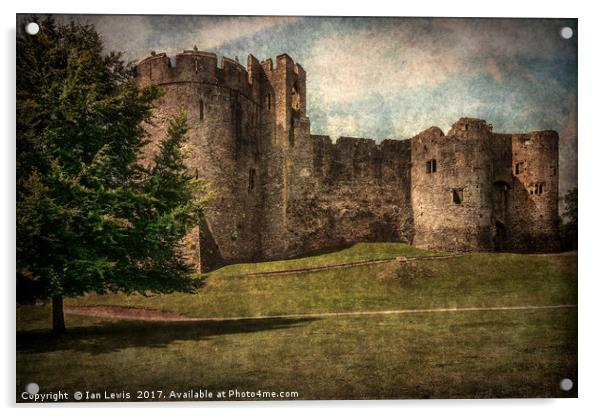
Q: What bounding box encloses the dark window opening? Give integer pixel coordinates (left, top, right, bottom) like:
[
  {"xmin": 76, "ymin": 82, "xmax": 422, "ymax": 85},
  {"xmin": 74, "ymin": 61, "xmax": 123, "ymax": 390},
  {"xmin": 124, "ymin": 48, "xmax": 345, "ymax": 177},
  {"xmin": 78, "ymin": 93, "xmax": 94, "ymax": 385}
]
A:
[
  {"xmin": 248, "ymin": 168, "xmax": 256, "ymax": 192},
  {"xmin": 426, "ymin": 159, "xmax": 437, "ymax": 174},
  {"xmin": 531, "ymin": 183, "xmax": 544, "ymax": 195},
  {"xmin": 515, "ymin": 163, "xmax": 520, "ymax": 175},
  {"xmin": 552, "ymin": 166, "xmax": 557, "ymax": 176},
  {"xmin": 452, "ymin": 189, "xmax": 463, "ymax": 204},
  {"xmin": 266, "ymin": 94, "xmax": 271, "ymax": 110},
  {"xmin": 291, "ymin": 83, "xmax": 300, "ymax": 111},
  {"xmin": 199, "ymin": 99, "xmax": 204, "ymax": 120}
]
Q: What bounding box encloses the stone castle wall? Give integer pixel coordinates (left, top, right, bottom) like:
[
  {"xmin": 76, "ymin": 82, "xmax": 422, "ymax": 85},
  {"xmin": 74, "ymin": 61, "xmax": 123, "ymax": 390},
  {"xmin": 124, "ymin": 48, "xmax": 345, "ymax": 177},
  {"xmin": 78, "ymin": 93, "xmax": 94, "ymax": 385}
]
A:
[
  {"xmin": 136, "ymin": 49, "xmax": 560, "ymax": 271},
  {"xmin": 303, "ymin": 136, "xmax": 413, "ymax": 251}
]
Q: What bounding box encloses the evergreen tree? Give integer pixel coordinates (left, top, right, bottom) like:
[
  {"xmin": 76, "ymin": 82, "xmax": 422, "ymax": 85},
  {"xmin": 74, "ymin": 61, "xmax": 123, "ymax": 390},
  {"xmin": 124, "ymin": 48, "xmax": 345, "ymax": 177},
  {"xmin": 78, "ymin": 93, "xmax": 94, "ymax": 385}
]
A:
[{"xmin": 17, "ymin": 16, "xmax": 207, "ymax": 332}]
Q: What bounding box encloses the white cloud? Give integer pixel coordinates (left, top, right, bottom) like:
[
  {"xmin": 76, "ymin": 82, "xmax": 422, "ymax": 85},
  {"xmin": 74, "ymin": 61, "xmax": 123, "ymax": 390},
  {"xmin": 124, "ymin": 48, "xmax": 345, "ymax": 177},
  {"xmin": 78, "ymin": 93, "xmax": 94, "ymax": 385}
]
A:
[
  {"xmin": 306, "ymin": 27, "xmax": 463, "ymax": 105},
  {"xmin": 305, "ymin": 18, "xmax": 573, "ymax": 106},
  {"xmin": 187, "ymin": 16, "xmax": 300, "ymax": 51},
  {"xmin": 64, "ymin": 15, "xmax": 299, "ymax": 61}
]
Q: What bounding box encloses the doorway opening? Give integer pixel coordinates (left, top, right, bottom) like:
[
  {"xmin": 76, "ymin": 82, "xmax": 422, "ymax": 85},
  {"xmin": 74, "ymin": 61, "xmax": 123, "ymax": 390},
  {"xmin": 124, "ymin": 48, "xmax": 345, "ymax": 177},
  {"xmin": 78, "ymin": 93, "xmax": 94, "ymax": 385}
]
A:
[{"xmin": 493, "ymin": 221, "xmax": 506, "ymax": 252}]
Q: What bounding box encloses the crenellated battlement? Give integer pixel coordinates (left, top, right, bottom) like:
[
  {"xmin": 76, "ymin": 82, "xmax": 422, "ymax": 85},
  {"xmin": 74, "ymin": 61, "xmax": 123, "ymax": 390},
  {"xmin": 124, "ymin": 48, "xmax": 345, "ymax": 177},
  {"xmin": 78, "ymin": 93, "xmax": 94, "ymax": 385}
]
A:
[
  {"xmin": 311, "ymin": 135, "xmax": 410, "ymax": 151},
  {"xmin": 136, "ymin": 49, "xmax": 307, "ymax": 104}
]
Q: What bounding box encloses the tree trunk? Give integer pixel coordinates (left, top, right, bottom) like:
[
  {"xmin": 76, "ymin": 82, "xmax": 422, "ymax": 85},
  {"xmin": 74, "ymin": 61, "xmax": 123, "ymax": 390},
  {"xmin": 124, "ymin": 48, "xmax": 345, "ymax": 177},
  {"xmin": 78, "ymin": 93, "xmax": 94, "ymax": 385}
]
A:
[{"xmin": 52, "ymin": 294, "xmax": 66, "ymax": 334}]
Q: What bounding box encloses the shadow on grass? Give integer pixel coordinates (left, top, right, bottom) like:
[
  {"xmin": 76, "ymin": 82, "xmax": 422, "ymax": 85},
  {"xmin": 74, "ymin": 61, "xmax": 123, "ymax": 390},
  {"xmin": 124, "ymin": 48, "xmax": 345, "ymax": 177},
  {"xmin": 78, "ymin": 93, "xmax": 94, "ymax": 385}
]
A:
[{"xmin": 17, "ymin": 316, "xmax": 317, "ymax": 355}]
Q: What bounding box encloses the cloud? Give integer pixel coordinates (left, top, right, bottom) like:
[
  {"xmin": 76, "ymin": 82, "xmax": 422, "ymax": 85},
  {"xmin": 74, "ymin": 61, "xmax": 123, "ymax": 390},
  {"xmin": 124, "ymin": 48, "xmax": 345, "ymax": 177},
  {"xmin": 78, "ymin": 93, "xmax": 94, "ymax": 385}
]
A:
[
  {"xmin": 305, "ymin": 24, "xmax": 463, "ymax": 104},
  {"xmin": 59, "ymin": 15, "xmax": 299, "ymax": 61},
  {"xmin": 484, "ymin": 58, "xmax": 503, "ymax": 82},
  {"xmin": 305, "ymin": 18, "xmax": 575, "ymax": 107},
  {"xmin": 191, "ymin": 17, "xmax": 299, "ymax": 50}
]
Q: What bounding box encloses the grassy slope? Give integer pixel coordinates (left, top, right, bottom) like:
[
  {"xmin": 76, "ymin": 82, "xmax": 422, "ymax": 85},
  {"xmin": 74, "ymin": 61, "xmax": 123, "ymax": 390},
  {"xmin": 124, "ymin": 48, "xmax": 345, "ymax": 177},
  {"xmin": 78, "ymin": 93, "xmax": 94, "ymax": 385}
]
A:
[
  {"xmin": 208, "ymin": 242, "xmax": 446, "ymax": 276},
  {"xmin": 66, "ymin": 252, "xmax": 577, "ymax": 318}
]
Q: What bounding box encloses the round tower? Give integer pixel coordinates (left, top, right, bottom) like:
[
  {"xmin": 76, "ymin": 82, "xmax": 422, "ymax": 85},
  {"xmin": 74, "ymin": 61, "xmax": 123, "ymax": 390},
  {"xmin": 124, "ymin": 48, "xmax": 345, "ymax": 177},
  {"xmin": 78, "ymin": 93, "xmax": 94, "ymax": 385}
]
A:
[
  {"xmin": 136, "ymin": 49, "xmax": 266, "ymax": 271},
  {"xmin": 411, "ymin": 118, "xmax": 495, "ymax": 251}
]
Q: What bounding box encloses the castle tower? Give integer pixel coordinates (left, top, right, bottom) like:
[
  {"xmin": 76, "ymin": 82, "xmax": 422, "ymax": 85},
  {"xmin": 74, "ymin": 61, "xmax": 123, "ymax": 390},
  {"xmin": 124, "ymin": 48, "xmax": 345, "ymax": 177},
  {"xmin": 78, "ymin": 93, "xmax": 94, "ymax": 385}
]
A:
[
  {"xmin": 411, "ymin": 119, "xmax": 495, "ymax": 251},
  {"xmin": 505, "ymin": 131, "xmax": 560, "ymax": 251},
  {"xmin": 136, "ymin": 49, "xmax": 266, "ymax": 271},
  {"xmin": 258, "ymin": 54, "xmax": 313, "ymax": 259}
]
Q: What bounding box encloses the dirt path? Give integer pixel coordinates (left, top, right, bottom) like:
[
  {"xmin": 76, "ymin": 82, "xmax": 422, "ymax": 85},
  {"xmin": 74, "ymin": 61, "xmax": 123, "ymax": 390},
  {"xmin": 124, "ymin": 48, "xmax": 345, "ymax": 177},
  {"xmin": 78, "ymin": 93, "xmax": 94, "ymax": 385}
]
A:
[
  {"xmin": 65, "ymin": 304, "xmax": 577, "ymax": 323},
  {"xmin": 527, "ymin": 250, "xmax": 577, "ymax": 257}
]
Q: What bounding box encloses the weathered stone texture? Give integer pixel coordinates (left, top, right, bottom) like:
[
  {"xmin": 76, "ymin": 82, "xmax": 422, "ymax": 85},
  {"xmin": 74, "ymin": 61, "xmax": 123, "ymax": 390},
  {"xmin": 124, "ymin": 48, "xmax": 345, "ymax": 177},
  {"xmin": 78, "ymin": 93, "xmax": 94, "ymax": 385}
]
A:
[{"xmin": 136, "ymin": 50, "xmax": 560, "ymax": 271}]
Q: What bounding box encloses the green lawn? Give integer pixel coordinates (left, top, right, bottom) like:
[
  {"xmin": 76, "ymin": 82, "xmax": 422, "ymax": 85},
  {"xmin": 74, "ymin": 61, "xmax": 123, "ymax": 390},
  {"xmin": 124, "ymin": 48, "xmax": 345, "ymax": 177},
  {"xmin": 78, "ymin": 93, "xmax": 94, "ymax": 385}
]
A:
[
  {"xmin": 16, "ymin": 244, "xmax": 578, "ymax": 400},
  {"xmin": 16, "ymin": 307, "xmax": 577, "ymax": 400}
]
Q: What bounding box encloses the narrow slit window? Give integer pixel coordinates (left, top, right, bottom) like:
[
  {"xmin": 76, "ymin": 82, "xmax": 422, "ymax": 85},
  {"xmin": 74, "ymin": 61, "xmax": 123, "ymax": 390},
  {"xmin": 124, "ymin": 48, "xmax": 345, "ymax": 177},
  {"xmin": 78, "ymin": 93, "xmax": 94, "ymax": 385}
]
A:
[
  {"xmin": 199, "ymin": 99, "xmax": 204, "ymax": 120},
  {"xmin": 452, "ymin": 189, "xmax": 463, "ymax": 204},
  {"xmin": 426, "ymin": 160, "xmax": 432, "ymax": 174},
  {"xmin": 515, "ymin": 163, "xmax": 520, "ymax": 175},
  {"xmin": 538, "ymin": 183, "xmax": 544, "ymax": 194},
  {"xmin": 248, "ymin": 168, "xmax": 256, "ymax": 192},
  {"xmin": 266, "ymin": 94, "xmax": 271, "ymax": 110}
]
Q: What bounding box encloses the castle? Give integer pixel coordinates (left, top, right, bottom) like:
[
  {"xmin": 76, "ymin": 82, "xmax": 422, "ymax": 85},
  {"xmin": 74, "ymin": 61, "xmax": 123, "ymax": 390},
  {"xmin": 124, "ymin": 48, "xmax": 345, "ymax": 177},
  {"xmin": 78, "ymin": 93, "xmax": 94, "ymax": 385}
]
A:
[{"xmin": 136, "ymin": 48, "xmax": 560, "ymax": 271}]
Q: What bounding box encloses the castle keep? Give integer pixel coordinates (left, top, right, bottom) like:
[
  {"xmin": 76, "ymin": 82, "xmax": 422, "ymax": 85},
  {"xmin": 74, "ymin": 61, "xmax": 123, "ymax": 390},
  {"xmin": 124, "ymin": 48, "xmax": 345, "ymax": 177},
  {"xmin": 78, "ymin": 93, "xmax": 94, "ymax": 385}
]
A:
[{"xmin": 136, "ymin": 49, "xmax": 560, "ymax": 271}]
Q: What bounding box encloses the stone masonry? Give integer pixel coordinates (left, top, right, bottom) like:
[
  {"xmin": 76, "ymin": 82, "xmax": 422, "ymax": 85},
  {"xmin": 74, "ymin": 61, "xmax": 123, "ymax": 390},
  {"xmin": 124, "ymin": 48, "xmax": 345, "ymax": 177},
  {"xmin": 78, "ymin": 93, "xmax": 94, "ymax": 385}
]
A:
[{"xmin": 136, "ymin": 49, "xmax": 560, "ymax": 271}]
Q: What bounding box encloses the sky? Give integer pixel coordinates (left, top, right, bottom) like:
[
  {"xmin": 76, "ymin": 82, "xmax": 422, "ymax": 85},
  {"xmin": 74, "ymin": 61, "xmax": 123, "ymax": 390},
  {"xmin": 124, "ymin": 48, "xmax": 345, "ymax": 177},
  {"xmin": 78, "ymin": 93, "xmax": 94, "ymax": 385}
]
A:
[{"xmin": 37, "ymin": 15, "xmax": 578, "ymax": 195}]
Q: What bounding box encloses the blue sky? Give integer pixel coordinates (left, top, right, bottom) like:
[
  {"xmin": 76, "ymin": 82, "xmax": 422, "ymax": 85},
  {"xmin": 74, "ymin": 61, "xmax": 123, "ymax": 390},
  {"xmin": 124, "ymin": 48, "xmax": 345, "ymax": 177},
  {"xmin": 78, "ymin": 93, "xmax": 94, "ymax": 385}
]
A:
[{"xmin": 53, "ymin": 15, "xmax": 578, "ymax": 194}]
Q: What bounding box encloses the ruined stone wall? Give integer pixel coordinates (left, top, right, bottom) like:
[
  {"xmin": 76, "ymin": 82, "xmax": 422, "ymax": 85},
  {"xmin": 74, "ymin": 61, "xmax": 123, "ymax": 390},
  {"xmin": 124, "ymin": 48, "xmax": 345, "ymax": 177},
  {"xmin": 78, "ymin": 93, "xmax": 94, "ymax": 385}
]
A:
[{"xmin": 411, "ymin": 119, "xmax": 495, "ymax": 251}]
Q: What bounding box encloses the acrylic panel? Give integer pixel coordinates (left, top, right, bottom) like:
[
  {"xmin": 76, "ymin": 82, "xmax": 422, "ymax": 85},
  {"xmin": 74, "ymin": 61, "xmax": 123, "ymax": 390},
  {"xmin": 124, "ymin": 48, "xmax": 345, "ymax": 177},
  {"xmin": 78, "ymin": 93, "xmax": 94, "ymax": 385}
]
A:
[{"xmin": 16, "ymin": 14, "xmax": 578, "ymax": 402}]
